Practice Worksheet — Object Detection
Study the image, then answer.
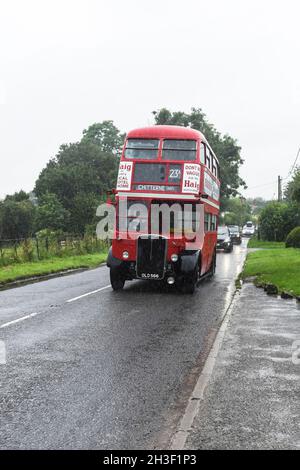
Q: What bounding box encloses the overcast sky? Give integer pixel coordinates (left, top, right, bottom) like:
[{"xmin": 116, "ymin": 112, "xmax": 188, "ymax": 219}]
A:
[{"xmin": 0, "ymin": 0, "xmax": 299, "ymax": 200}]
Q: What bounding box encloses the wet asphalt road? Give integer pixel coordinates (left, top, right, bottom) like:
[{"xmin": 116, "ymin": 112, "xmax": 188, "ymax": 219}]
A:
[{"xmin": 0, "ymin": 241, "xmax": 247, "ymax": 449}]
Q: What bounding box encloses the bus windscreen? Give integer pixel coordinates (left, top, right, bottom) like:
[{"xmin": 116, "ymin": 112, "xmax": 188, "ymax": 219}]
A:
[{"xmin": 133, "ymin": 163, "xmax": 182, "ymax": 183}]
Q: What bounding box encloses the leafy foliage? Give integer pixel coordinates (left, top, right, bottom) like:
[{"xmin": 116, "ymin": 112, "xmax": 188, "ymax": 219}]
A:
[
  {"xmin": 35, "ymin": 123, "xmax": 120, "ymax": 234},
  {"xmin": 258, "ymin": 201, "xmax": 300, "ymax": 241},
  {"xmin": 286, "ymin": 227, "xmax": 300, "ymax": 248},
  {"xmin": 35, "ymin": 193, "xmax": 70, "ymax": 232},
  {"xmin": 153, "ymin": 107, "xmax": 246, "ymax": 206},
  {"xmin": 0, "ymin": 197, "xmax": 35, "ymax": 239},
  {"xmin": 223, "ymin": 197, "xmax": 252, "ymax": 226},
  {"xmin": 247, "ymin": 197, "xmax": 269, "ymax": 216},
  {"xmin": 285, "ymin": 168, "xmax": 300, "ymax": 204},
  {"xmin": 4, "ymin": 190, "xmax": 30, "ymax": 203},
  {"xmin": 82, "ymin": 120, "xmax": 124, "ymax": 154}
]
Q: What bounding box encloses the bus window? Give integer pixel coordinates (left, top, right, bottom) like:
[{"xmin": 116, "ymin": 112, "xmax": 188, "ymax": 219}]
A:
[
  {"xmin": 212, "ymin": 158, "xmax": 217, "ymax": 176},
  {"xmin": 205, "ymin": 148, "xmax": 211, "ymax": 170},
  {"xmin": 204, "ymin": 212, "xmax": 210, "ymax": 231},
  {"xmin": 211, "ymin": 215, "xmax": 217, "ymax": 231},
  {"xmin": 125, "ymin": 139, "xmax": 159, "ymax": 159},
  {"xmin": 162, "ymin": 140, "xmax": 197, "ymax": 161},
  {"xmin": 200, "ymin": 143, "xmax": 205, "ymax": 164},
  {"xmin": 133, "ymin": 163, "xmax": 166, "ymax": 182}
]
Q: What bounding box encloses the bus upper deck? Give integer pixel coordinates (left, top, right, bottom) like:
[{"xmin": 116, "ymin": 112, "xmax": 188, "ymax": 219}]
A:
[{"xmin": 116, "ymin": 125, "xmax": 220, "ymax": 203}]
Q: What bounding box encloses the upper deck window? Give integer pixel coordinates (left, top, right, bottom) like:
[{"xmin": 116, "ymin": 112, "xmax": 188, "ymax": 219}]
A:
[
  {"xmin": 162, "ymin": 139, "xmax": 197, "ymax": 161},
  {"xmin": 200, "ymin": 143, "xmax": 205, "ymax": 164},
  {"xmin": 125, "ymin": 139, "xmax": 159, "ymax": 159},
  {"xmin": 205, "ymin": 147, "xmax": 211, "ymax": 170}
]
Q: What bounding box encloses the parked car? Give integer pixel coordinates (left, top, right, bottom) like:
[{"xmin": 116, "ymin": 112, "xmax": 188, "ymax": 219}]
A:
[
  {"xmin": 242, "ymin": 221, "xmax": 255, "ymax": 237},
  {"xmin": 228, "ymin": 225, "xmax": 242, "ymax": 244},
  {"xmin": 217, "ymin": 226, "xmax": 233, "ymax": 253}
]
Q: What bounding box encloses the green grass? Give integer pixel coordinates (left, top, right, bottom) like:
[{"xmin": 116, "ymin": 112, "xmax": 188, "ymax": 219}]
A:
[
  {"xmin": 0, "ymin": 252, "xmax": 108, "ymax": 285},
  {"xmin": 242, "ymin": 248, "xmax": 300, "ymax": 296},
  {"xmin": 247, "ymin": 238, "xmax": 285, "ymax": 249}
]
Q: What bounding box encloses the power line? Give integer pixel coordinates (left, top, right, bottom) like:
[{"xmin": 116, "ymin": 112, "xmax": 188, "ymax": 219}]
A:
[
  {"xmin": 246, "ymin": 146, "xmax": 300, "ymax": 192},
  {"xmin": 245, "ymin": 180, "xmax": 278, "ymax": 190}
]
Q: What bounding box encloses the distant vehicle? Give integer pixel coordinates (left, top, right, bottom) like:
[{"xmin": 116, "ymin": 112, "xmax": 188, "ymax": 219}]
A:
[
  {"xmin": 217, "ymin": 226, "xmax": 233, "ymax": 253},
  {"xmin": 242, "ymin": 221, "xmax": 255, "ymax": 237},
  {"xmin": 228, "ymin": 225, "xmax": 242, "ymax": 244}
]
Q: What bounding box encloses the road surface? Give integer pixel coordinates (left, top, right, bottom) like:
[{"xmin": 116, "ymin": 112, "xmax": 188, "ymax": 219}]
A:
[{"xmin": 0, "ymin": 241, "xmax": 247, "ymax": 449}]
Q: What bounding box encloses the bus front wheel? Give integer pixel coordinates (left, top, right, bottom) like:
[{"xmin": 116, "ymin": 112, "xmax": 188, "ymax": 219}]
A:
[
  {"xmin": 178, "ymin": 265, "xmax": 199, "ymax": 294},
  {"xmin": 110, "ymin": 268, "xmax": 125, "ymax": 291}
]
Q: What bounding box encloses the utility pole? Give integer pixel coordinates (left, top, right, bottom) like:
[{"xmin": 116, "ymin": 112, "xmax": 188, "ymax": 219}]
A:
[{"xmin": 277, "ymin": 175, "xmax": 282, "ymax": 202}]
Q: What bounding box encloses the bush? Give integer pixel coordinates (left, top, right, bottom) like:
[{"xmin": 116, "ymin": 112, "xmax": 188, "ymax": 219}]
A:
[
  {"xmin": 259, "ymin": 202, "xmax": 300, "ymax": 242},
  {"xmin": 286, "ymin": 227, "xmax": 300, "ymax": 248}
]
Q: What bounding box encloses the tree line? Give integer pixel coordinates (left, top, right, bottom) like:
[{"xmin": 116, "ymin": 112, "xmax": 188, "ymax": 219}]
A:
[{"xmin": 1, "ymin": 109, "xmax": 247, "ymax": 240}]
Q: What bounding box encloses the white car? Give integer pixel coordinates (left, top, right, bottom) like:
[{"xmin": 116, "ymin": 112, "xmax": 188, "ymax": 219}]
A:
[{"xmin": 242, "ymin": 221, "xmax": 255, "ymax": 237}]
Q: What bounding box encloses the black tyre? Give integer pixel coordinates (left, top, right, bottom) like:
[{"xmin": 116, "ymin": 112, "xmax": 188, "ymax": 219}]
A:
[
  {"xmin": 179, "ymin": 264, "xmax": 199, "ymax": 294},
  {"xmin": 110, "ymin": 268, "xmax": 125, "ymax": 291}
]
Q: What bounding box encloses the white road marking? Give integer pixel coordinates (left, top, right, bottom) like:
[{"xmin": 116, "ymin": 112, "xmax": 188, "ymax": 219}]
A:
[
  {"xmin": 0, "ymin": 312, "xmax": 39, "ymax": 329},
  {"xmin": 0, "ymin": 285, "xmax": 111, "ymax": 328},
  {"xmin": 66, "ymin": 285, "xmax": 111, "ymax": 303}
]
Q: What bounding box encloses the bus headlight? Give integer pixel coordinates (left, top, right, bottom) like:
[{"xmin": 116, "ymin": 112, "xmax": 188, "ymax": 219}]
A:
[
  {"xmin": 122, "ymin": 251, "xmax": 129, "ymax": 259},
  {"xmin": 171, "ymin": 253, "xmax": 178, "ymax": 262}
]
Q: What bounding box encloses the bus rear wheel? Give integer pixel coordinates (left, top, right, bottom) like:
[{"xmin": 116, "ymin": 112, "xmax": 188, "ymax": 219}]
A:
[{"xmin": 110, "ymin": 268, "xmax": 125, "ymax": 291}]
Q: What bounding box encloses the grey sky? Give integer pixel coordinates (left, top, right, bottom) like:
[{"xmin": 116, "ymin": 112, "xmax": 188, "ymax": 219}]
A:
[{"xmin": 0, "ymin": 0, "xmax": 299, "ymax": 200}]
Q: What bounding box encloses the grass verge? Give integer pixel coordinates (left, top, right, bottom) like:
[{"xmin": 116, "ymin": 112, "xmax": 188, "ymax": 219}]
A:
[
  {"xmin": 241, "ymin": 248, "xmax": 300, "ymax": 296},
  {"xmin": 247, "ymin": 238, "xmax": 285, "ymax": 249},
  {"xmin": 0, "ymin": 252, "xmax": 108, "ymax": 285}
]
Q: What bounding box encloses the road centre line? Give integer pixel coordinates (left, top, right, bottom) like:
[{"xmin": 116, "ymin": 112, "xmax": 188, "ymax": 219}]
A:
[
  {"xmin": 0, "ymin": 312, "xmax": 39, "ymax": 329},
  {"xmin": 0, "ymin": 285, "xmax": 111, "ymax": 328},
  {"xmin": 66, "ymin": 285, "xmax": 111, "ymax": 303}
]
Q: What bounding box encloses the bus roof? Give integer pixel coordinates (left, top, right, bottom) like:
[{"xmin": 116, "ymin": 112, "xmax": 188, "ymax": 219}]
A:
[{"xmin": 127, "ymin": 125, "xmax": 206, "ymax": 142}]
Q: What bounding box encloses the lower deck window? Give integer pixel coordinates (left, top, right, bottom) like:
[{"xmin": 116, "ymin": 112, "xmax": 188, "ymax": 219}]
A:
[{"xmin": 205, "ymin": 213, "xmax": 217, "ymax": 232}]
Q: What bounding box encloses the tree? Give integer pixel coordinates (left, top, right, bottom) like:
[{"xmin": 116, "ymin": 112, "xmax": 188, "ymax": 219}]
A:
[
  {"xmin": 0, "ymin": 198, "xmax": 35, "ymax": 239},
  {"xmin": 81, "ymin": 120, "xmax": 124, "ymax": 154},
  {"xmin": 4, "ymin": 190, "xmax": 30, "ymax": 203},
  {"xmin": 68, "ymin": 192, "xmax": 100, "ymax": 235},
  {"xmin": 285, "ymin": 168, "xmax": 300, "ymax": 204},
  {"xmin": 35, "ymin": 122, "xmax": 120, "ymax": 234},
  {"xmin": 247, "ymin": 197, "xmax": 268, "ymax": 217},
  {"xmin": 35, "ymin": 141, "xmax": 118, "ymax": 206},
  {"xmin": 223, "ymin": 197, "xmax": 252, "ymax": 226},
  {"xmin": 153, "ymin": 107, "xmax": 246, "ymax": 207},
  {"xmin": 34, "ymin": 193, "xmax": 70, "ymax": 232},
  {"xmin": 258, "ymin": 201, "xmax": 300, "ymax": 241}
]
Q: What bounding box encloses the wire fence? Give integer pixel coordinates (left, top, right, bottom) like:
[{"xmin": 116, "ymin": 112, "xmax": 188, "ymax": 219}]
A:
[{"xmin": 0, "ymin": 235, "xmax": 110, "ymax": 267}]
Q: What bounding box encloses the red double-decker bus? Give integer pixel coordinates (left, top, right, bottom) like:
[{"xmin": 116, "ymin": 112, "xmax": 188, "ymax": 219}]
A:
[{"xmin": 107, "ymin": 125, "xmax": 220, "ymax": 293}]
